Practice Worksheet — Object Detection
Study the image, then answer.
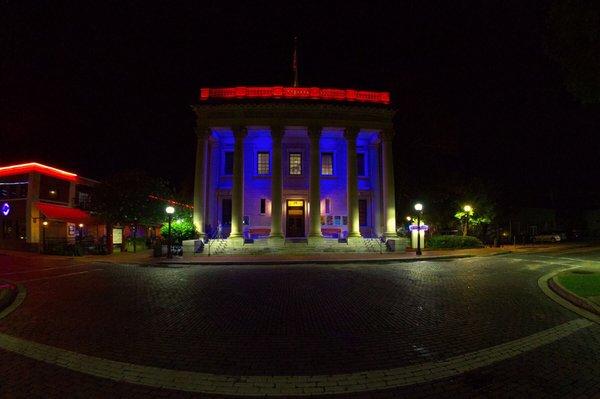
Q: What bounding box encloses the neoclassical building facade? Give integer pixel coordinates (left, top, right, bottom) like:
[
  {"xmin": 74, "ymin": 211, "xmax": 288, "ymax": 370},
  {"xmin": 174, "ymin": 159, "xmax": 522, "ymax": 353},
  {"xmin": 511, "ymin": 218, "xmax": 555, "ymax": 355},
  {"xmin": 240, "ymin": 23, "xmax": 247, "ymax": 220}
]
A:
[{"xmin": 191, "ymin": 86, "xmax": 398, "ymax": 248}]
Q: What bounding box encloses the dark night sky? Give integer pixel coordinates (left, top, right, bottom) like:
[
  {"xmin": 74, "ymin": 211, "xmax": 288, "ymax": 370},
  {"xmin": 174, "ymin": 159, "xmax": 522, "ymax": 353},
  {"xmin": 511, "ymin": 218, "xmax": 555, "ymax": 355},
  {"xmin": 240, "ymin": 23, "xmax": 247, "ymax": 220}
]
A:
[{"xmin": 2, "ymin": 1, "xmax": 599, "ymax": 211}]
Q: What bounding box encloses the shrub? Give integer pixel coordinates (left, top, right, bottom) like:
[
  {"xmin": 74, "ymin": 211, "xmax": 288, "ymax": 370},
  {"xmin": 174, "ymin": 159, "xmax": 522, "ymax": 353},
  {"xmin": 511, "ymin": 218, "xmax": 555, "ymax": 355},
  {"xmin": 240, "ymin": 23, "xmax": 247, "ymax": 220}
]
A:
[
  {"xmin": 160, "ymin": 217, "xmax": 195, "ymax": 244},
  {"xmin": 427, "ymin": 235, "xmax": 484, "ymax": 249}
]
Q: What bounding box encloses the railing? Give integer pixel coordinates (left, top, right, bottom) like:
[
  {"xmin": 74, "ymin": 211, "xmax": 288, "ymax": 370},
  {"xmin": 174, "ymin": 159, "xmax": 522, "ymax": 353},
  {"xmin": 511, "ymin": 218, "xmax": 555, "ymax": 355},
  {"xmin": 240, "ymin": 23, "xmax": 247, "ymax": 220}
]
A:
[
  {"xmin": 363, "ymin": 236, "xmax": 384, "ymax": 253},
  {"xmin": 206, "ymin": 227, "xmax": 227, "ymax": 256}
]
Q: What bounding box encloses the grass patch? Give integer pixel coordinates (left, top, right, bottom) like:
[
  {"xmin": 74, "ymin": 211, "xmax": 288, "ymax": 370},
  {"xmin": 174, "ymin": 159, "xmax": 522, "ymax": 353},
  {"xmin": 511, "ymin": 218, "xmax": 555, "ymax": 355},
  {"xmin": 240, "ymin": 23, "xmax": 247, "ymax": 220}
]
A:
[{"xmin": 557, "ymin": 269, "xmax": 600, "ymax": 297}]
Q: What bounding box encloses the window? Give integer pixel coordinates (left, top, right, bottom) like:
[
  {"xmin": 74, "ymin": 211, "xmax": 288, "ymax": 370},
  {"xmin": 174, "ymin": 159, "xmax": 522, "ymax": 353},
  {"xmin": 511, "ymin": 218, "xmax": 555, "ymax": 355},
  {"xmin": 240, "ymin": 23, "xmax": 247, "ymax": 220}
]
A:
[
  {"xmin": 358, "ymin": 199, "xmax": 368, "ymax": 226},
  {"xmin": 321, "ymin": 152, "xmax": 333, "ymax": 175},
  {"xmin": 257, "ymin": 152, "xmax": 270, "ymax": 175},
  {"xmin": 325, "ymin": 198, "xmax": 331, "ymax": 214},
  {"xmin": 357, "ymin": 153, "xmax": 366, "ymax": 177},
  {"xmin": 289, "ymin": 153, "xmax": 302, "ymax": 175},
  {"xmin": 260, "ymin": 198, "xmax": 267, "ymax": 214},
  {"xmin": 224, "ymin": 152, "xmax": 234, "ymax": 175}
]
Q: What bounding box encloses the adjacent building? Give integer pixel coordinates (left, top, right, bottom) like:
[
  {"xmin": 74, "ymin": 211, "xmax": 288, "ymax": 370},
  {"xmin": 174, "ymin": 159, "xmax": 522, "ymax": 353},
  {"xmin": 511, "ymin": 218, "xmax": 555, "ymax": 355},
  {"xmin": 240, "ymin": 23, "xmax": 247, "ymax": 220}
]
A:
[
  {"xmin": 0, "ymin": 162, "xmax": 102, "ymax": 251},
  {"xmin": 191, "ymin": 86, "xmax": 399, "ymax": 249}
]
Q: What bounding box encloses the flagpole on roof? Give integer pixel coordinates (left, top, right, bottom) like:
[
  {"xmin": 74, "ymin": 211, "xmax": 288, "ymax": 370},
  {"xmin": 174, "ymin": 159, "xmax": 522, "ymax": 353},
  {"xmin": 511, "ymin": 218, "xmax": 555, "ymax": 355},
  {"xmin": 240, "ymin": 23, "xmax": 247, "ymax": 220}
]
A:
[{"xmin": 292, "ymin": 36, "xmax": 299, "ymax": 87}]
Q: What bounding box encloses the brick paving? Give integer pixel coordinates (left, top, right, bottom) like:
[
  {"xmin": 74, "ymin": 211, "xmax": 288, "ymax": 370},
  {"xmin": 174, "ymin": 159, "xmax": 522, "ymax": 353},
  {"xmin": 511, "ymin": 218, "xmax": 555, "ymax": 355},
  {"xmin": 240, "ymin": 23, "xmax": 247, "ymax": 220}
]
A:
[{"xmin": 0, "ymin": 248, "xmax": 598, "ymax": 397}]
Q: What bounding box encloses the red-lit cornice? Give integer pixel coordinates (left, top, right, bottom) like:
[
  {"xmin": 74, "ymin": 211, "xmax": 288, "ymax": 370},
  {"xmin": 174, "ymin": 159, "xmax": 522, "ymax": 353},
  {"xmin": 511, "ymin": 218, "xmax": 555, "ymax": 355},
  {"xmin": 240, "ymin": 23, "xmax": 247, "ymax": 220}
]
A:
[
  {"xmin": 0, "ymin": 162, "xmax": 78, "ymax": 182},
  {"xmin": 199, "ymin": 86, "xmax": 390, "ymax": 105}
]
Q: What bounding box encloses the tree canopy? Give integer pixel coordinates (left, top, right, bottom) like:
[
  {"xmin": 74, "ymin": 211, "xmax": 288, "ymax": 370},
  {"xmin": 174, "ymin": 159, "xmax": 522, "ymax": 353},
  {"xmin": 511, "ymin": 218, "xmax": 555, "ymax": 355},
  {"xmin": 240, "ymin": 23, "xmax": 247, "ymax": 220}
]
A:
[{"xmin": 91, "ymin": 170, "xmax": 173, "ymax": 226}]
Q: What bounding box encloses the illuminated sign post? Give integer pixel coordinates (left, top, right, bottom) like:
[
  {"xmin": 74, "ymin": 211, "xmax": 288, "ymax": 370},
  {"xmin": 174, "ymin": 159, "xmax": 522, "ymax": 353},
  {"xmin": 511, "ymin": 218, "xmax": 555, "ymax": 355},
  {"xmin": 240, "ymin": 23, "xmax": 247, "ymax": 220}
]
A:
[
  {"xmin": 409, "ymin": 223, "xmax": 429, "ymax": 250},
  {"xmin": 1, "ymin": 203, "xmax": 9, "ymax": 216}
]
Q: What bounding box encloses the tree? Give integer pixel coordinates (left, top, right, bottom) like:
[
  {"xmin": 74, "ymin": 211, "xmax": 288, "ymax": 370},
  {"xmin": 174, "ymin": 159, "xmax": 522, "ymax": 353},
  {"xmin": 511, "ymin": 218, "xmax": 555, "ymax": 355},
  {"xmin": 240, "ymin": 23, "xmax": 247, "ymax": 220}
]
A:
[
  {"xmin": 91, "ymin": 170, "xmax": 173, "ymax": 252},
  {"xmin": 454, "ymin": 207, "xmax": 491, "ymax": 237},
  {"xmin": 545, "ymin": 1, "xmax": 600, "ymax": 104}
]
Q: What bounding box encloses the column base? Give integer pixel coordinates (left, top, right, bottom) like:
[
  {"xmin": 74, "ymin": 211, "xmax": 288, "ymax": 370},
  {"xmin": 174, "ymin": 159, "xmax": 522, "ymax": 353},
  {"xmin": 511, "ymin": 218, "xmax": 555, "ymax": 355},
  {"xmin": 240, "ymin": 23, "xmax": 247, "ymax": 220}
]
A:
[
  {"xmin": 308, "ymin": 236, "xmax": 325, "ymax": 247},
  {"xmin": 267, "ymin": 236, "xmax": 285, "ymax": 247},
  {"xmin": 383, "ymin": 232, "xmax": 399, "ymax": 239},
  {"xmin": 227, "ymin": 236, "xmax": 245, "ymax": 248}
]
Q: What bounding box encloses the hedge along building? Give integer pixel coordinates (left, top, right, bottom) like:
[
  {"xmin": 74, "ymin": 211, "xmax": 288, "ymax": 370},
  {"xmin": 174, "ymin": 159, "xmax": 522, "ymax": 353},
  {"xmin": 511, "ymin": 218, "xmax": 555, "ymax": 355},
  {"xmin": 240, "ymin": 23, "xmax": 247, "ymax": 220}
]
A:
[{"xmin": 191, "ymin": 86, "xmax": 400, "ymax": 251}]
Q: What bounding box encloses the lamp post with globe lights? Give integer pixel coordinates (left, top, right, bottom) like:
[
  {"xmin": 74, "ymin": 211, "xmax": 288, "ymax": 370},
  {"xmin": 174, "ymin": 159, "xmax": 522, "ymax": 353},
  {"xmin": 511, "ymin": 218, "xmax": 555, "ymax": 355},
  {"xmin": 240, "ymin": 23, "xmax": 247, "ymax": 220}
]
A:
[
  {"xmin": 166, "ymin": 206, "xmax": 175, "ymax": 259},
  {"xmin": 414, "ymin": 203, "xmax": 423, "ymax": 255}
]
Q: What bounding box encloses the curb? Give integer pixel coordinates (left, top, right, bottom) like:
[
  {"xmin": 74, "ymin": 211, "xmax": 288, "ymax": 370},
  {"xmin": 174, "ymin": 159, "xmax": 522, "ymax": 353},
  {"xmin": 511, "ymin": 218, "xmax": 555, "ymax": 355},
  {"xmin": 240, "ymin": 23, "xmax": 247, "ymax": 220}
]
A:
[
  {"xmin": 548, "ymin": 276, "xmax": 600, "ymax": 317},
  {"xmin": 538, "ymin": 269, "xmax": 600, "ymax": 324},
  {"xmin": 154, "ymin": 253, "xmax": 477, "ymax": 266},
  {"xmin": 0, "ymin": 280, "xmax": 26, "ymax": 321},
  {"xmin": 153, "ymin": 251, "xmax": 512, "ymax": 266}
]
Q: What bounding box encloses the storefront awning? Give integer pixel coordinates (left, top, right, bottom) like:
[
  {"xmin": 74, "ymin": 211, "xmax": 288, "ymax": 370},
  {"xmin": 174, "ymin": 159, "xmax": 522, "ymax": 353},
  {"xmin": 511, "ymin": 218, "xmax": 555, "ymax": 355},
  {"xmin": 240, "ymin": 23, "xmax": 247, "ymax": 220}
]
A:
[{"xmin": 35, "ymin": 202, "xmax": 95, "ymax": 224}]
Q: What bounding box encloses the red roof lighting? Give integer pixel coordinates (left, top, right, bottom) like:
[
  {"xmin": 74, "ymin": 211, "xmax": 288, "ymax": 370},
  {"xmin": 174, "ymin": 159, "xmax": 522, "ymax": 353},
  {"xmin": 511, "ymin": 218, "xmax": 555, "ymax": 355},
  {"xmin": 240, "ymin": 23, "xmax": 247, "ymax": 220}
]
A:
[
  {"xmin": 199, "ymin": 86, "xmax": 390, "ymax": 105},
  {"xmin": 0, "ymin": 162, "xmax": 78, "ymax": 182}
]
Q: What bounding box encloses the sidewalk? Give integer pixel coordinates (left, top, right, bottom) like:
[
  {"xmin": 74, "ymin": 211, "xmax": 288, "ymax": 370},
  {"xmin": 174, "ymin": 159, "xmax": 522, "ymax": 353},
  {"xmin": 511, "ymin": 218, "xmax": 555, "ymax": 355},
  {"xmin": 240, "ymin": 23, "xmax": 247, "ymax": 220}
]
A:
[{"xmin": 1, "ymin": 243, "xmax": 594, "ymax": 266}]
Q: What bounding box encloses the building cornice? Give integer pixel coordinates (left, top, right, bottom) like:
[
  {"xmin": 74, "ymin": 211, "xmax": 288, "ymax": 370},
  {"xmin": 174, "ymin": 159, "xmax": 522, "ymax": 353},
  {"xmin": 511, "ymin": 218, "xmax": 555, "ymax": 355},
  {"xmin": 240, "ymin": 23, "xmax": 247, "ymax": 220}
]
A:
[{"xmin": 191, "ymin": 102, "xmax": 396, "ymax": 131}]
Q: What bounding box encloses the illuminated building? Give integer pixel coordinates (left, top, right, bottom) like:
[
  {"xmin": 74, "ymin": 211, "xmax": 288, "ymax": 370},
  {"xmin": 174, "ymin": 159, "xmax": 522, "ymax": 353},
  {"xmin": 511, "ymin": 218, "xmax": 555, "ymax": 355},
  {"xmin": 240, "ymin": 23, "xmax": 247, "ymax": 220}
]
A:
[
  {"xmin": 192, "ymin": 86, "xmax": 400, "ymax": 250},
  {"xmin": 0, "ymin": 162, "xmax": 102, "ymax": 251}
]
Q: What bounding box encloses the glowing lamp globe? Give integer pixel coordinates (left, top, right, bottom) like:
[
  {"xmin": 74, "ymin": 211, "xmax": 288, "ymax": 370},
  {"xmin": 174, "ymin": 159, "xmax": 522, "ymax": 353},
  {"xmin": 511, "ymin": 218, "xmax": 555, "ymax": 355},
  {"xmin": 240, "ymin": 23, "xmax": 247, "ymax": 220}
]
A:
[
  {"xmin": 165, "ymin": 206, "xmax": 175, "ymax": 215},
  {"xmin": 414, "ymin": 203, "xmax": 423, "ymax": 212},
  {"xmin": 464, "ymin": 205, "xmax": 473, "ymax": 213}
]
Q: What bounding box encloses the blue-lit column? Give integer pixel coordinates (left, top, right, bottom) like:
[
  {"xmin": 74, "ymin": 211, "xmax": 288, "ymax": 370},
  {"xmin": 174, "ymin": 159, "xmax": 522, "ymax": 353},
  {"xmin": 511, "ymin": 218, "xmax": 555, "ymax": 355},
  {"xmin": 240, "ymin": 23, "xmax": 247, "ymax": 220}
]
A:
[
  {"xmin": 381, "ymin": 130, "xmax": 398, "ymax": 238},
  {"xmin": 369, "ymin": 137, "xmax": 382, "ymax": 237},
  {"xmin": 269, "ymin": 126, "xmax": 284, "ymax": 239},
  {"xmin": 345, "ymin": 127, "xmax": 361, "ymax": 238},
  {"xmin": 229, "ymin": 126, "xmax": 247, "ymax": 240},
  {"xmin": 193, "ymin": 126, "xmax": 208, "ymax": 237},
  {"xmin": 308, "ymin": 126, "xmax": 323, "ymax": 238}
]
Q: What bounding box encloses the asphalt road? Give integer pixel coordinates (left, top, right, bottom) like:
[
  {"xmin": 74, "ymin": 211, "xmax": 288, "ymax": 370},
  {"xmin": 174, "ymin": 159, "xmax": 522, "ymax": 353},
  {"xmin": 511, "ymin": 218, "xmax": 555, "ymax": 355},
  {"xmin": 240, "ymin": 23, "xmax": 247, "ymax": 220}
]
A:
[{"xmin": 0, "ymin": 247, "xmax": 598, "ymax": 398}]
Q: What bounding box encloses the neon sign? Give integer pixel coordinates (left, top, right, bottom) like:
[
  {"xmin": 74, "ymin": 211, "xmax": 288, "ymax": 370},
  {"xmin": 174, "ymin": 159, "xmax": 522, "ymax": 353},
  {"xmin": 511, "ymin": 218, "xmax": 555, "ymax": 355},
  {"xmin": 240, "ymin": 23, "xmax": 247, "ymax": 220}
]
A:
[
  {"xmin": 199, "ymin": 86, "xmax": 390, "ymax": 105},
  {"xmin": 409, "ymin": 224, "xmax": 429, "ymax": 231},
  {"xmin": 0, "ymin": 163, "xmax": 78, "ymax": 182},
  {"xmin": 1, "ymin": 203, "xmax": 9, "ymax": 216}
]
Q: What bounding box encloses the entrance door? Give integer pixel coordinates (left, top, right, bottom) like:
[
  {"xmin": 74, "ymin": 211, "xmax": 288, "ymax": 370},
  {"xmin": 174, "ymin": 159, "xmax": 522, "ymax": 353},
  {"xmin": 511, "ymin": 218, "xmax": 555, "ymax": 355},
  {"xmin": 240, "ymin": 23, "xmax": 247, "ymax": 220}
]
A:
[{"xmin": 286, "ymin": 200, "xmax": 305, "ymax": 237}]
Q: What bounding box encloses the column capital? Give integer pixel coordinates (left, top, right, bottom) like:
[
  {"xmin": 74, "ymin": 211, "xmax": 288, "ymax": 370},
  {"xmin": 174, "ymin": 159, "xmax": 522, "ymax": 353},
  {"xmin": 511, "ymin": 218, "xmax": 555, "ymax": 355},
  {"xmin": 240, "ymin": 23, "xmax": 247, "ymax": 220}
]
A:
[
  {"xmin": 270, "ymin": 126, "xmax": 285, "ymax": 141},
  {"xmin": 343, "ymin": 127, "xmax": 360, "ymax": 141},
  {"xmin": 196, "ymin": 125, "xmax": 211, "ymax": 139},
  {"xmin": 307, "ymin": 126, "xmax": 322, "ymax": 138},
  {"xmin": 232, "ymin": 126, "xmax": 248, "ymax": 139},
  {"xmin": 380, "ymin": 129, "xmax": 395, "ymax": 141}
]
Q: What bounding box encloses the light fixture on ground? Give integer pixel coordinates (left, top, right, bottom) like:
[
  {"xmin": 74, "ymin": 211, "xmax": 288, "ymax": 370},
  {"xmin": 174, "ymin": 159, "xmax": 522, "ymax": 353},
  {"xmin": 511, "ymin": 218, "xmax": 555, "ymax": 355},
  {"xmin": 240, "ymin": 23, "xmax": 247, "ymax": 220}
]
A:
[
  {"xmin": 166, "ymin": 206, "xmax": 175, "ymax": 259},
  {"xmin": 414, "ymin": 203, "xmax": 423, "ymax": 255}
]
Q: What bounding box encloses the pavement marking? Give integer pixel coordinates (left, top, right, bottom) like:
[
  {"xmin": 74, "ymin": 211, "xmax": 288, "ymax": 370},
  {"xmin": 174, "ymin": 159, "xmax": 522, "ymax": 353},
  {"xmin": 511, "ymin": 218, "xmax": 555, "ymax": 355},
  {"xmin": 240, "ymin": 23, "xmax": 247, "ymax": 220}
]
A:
[
  {"xmin": 0, "ymin": 318, "xmax": 592, "ymax": 396},
  {"xmin": 17, "ymin": 269, "xmax": 104, "ymax": 283}
]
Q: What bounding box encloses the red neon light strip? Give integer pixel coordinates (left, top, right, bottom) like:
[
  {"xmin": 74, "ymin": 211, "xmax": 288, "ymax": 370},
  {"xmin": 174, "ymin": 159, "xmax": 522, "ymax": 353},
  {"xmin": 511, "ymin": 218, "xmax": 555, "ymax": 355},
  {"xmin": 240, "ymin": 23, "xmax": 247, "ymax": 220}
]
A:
[
  {"xmin": 0, "ymin": 162, "xmax": 78, "ymax": 182},
  {"xmin": 148, "ymin": 195, "xmax": 194, "ymax": 210},
  {"xmin": 199, "ymin": 86, "xmax": 390, "ymax": 105}
]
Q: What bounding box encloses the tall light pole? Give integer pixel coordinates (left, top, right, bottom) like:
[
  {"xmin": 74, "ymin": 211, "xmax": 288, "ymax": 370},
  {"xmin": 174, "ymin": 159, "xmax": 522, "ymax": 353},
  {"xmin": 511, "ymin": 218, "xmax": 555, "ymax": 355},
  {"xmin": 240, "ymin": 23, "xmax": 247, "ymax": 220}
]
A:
[
  {"xmin": 42, "ymin": 220, "xmax": 48, "ymax": 253},
  {"xmin": 414, "ymin": 203, "xmax": 423, "ymax": 255},
  {"xmin": 166, "ymin": 206, "xmax": 175, "ymax": 259},
  {"xmin": 463, "ymin": 205, "xmax": 473, "ymax": 236}
]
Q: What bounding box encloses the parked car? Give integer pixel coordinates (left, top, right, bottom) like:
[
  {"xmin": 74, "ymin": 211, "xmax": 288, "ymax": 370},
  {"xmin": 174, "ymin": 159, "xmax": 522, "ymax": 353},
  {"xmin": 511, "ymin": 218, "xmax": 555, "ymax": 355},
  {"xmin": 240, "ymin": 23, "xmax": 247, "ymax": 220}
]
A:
[{"xmin": 533, "ymin": 233, "xmax": 562, "ymax": 243}]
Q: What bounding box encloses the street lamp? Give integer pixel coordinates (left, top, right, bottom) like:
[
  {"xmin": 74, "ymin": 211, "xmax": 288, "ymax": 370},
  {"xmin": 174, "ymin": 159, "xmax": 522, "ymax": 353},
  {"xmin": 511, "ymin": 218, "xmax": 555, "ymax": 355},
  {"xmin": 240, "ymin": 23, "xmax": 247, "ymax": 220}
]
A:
[
  {"xmin": 42, "ymin": 220, "xmax": 48, "ymax": 253},
  {"xmin": 414, "ymin": 203, "xmax": 423, "ymax": 255},
  {"xmin": 463, "ymin": 205, "xmax": 473, "ymax": 236},
  {"xmin": 78, "ymin": 223, "xmax": 84, "ymax": 241},
  {"xmin": 165, "ymin": 206, "xmax": 175, "ymax": 259}
]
